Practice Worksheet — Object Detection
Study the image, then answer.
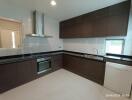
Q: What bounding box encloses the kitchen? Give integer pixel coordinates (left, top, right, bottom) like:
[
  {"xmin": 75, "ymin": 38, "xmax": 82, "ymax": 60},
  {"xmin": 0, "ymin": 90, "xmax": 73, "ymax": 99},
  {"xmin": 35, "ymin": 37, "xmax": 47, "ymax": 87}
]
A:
[{"xmin": 0, "ymin": 0, "xmax": 132, "ymax": 100}]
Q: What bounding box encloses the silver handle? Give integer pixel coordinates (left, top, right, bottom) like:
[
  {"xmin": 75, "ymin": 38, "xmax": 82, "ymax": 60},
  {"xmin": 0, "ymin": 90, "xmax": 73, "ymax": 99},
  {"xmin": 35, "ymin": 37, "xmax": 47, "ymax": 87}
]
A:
[
  {"xmin": 129, "ymin": 84, "xmax": 132, "ymax": 99},
  {"xmin": 37, "ymin": 68, "xmax": 52, "ymax": 75},
  {"xmin": 37, "ymin": 57, "xmax": 51, "ymax": 62}
]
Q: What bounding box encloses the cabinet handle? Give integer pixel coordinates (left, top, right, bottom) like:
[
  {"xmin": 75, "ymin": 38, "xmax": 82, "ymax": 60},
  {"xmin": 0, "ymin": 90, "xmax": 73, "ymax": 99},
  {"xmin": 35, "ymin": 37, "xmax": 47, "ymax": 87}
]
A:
[{"xmin": 129, "ymin": 83, "xmax": 132, "ymax": 99}]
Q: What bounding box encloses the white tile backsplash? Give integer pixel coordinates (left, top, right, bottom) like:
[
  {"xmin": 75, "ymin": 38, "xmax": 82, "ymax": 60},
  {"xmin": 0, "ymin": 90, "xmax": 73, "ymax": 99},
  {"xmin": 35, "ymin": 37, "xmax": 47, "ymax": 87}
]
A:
[
  {"xmin": 63, "ymin": 37, "xmax": 124, "ymax": 56},
  {"xmin": 63, "ymin": 36, "xmax": 130, "ymax": 56}
]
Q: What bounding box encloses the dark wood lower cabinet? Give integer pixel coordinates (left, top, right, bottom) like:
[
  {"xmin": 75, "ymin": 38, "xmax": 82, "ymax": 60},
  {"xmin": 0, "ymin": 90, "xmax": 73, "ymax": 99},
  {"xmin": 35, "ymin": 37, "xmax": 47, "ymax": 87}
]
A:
[
  {"xmin": 17, "ymin": 60, "xmax": 37, "ymax": 85},
  {"xmin": 51, "ymin": 54, "xmax": 63, "ymax": 71},
  {"xmin": 63, "ymin": 54, "xmax": 106, "ymax": 85},
  {"xmin": 0, "ymin": 53, "xmax": 106, "ymax": 93},
  {"xmin": 0, "ymin": 63, "xmax": 17, "ymax": 93},
  {"xmin": 0, "ymin": 54, "xmax": 63, "ymax": 93},
  {"xmin": 0, "ymin": 59, "xmax": 37, "ymax": 93}
]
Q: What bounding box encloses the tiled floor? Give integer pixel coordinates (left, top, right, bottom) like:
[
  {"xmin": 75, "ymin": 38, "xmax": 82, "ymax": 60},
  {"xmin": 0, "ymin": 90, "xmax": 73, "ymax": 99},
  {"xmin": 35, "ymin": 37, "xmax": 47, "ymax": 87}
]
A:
[{"xmin": 0, "ymin": 69, "xmax": 131, "ymax": 100}]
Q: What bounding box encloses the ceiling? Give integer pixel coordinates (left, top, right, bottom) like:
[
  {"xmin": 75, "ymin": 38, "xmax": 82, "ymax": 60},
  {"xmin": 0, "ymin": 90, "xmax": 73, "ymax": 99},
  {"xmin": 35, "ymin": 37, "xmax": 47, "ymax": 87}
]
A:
[{"xmin": 4, "ymin": 0, "xmax": 126, "ymax": 21}]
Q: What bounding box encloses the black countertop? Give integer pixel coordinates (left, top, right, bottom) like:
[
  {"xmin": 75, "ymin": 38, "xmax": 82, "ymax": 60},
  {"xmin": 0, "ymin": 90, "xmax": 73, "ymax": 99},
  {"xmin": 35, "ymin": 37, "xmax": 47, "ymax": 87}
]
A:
[
  {"xmin": 0, "ymin": 50, "xmax": 132, "ymax": 65},
  {"xmin": 0, "ymin": 51, "xmax": 63, "ymax": 65},
  {"xmin": 63, "ymin": 51, "xmax": 132, "ymax": 66},
  {"xmin": 105, "ymin": 55, "xmax": 132, "ymax": 62},
  {"xmin": 63, "ymin": 51, "xmax": 105, "ymax": 62}
]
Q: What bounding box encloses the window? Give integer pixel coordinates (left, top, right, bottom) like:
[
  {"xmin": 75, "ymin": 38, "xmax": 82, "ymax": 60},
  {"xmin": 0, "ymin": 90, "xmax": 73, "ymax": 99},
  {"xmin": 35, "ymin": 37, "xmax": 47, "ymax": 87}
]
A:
[
  {"xmin": 105, "ymin": 39, "xmax": 124, "ymax": 54},
  {"xmin": 0, "ymin": 17, "xmax": 22, "ymax": 48}
]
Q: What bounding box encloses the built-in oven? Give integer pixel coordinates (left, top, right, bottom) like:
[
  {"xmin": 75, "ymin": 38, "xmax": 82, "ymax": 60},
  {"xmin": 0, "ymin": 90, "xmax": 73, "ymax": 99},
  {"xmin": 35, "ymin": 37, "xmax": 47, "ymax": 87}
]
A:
[{"xmin": 37, "ymin": 57, "xmax": 52, "ymax": 74}]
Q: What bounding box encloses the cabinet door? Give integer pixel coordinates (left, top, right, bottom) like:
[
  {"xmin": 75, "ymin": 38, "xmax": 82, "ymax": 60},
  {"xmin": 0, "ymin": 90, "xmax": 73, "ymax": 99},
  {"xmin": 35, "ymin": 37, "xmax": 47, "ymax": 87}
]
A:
[
  {"xmin": 60, "ymin": 17, "xmax": 82, "ymax": 38},
  {"xmin": 51, "ymin": 54, "xmax": 63, "ymax": 71},
  {"xmin": 17, "ymin": 59, "xmax": 37, "ymax": 85},
  {"xmin": 93, "ymin": 8, "xmax": 109, "ymax": 37},
  {"xmin": 93, "ymin": 17, "xmax": 109, "ymax": 37},
  {"xmin": 63, "ymin": 54, "xmax": 83, "ymax": 74},
  {"xmin": 60, "ymin": 19, "xmax": 75, "ymax": 38},
  {"xmin": 81, "ymin": 15, "xmax": 94, "ymax": 37},
  {"xmin": 82, "ymin": 59, "xmax": 106, "ymax": 85},
  {"xmin": 107, "ymin": 1, "xmax": 130, "ymax": 36},
  {"xmin": 107, "ymin": 15, "xmax": 129, "ymax": 36},
  {"xmin": 0, "ymin": 63, "xmax": 17, "ymax": 93}
]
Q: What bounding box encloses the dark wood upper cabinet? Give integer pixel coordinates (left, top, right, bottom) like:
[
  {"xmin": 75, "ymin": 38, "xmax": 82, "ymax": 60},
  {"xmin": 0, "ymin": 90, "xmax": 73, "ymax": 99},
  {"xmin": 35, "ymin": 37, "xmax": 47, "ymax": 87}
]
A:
[
  {"xmin": 60, "ymin": 17, "xmax": 84, "ymax": 38},
  {"xmin": 93, "ymin": 16, "xmax": 109, "ymax": 37},
  {"xmin": 107, "ymin": 1, "xmax": 130, "ymax": 36},
  {"xmin": 60, "ymin": 1, "xmax": 130, "ymax": 38}
]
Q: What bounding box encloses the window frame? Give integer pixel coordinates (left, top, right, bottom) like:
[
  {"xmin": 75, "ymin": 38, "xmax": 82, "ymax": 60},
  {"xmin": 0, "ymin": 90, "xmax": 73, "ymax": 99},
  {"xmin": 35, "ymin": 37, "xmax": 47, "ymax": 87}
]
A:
[
  {"xmin": 0, "ymin": 16, "xmax": 23, "ymax": 49},
  {"xmin": 105, "ymin": 39, "xmax": 125, "ymax": 55}
]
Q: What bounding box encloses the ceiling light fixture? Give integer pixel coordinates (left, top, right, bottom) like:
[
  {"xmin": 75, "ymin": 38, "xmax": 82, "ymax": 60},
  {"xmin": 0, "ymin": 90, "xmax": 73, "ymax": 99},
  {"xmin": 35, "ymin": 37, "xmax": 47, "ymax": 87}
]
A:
[{"xmin": 50, "ymin": 0, "xmax": 57, "ymax": 6}]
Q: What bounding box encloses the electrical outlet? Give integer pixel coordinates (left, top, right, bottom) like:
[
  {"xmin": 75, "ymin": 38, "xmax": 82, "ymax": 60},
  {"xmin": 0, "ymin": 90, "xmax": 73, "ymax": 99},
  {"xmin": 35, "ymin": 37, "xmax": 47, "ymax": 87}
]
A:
[{"xmin": 59, "ymin": 46, "xmax": 62, "ymax": 49}]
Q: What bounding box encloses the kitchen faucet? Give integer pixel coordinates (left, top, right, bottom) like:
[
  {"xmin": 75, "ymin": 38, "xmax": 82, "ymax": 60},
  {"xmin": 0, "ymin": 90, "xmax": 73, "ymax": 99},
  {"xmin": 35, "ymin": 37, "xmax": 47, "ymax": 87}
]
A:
[{"xmin": 94, "ymin": 48, "xmax": 99, "ymax": 55}]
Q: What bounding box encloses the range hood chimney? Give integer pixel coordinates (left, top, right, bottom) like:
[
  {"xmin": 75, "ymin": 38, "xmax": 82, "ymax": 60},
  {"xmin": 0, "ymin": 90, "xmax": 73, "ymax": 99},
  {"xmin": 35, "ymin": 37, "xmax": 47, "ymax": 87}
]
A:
[{"xmin": 27, "ymin": 10, "xmax": 52, "ymax": 38}]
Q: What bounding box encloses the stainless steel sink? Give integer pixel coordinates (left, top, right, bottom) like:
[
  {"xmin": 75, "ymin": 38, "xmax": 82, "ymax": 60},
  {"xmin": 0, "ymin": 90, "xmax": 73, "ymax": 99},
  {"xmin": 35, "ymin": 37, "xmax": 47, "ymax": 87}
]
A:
[{"xmin": 83, "ymin": 54, "xmax": 104, "ymax": 61}]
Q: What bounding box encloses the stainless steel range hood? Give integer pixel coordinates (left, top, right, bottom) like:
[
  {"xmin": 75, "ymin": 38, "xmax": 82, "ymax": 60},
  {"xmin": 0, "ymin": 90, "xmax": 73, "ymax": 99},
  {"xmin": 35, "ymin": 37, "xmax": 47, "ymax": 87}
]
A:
[{"xmin": 27, "ymin": 10, "xmax": 52, "ymax": 38}]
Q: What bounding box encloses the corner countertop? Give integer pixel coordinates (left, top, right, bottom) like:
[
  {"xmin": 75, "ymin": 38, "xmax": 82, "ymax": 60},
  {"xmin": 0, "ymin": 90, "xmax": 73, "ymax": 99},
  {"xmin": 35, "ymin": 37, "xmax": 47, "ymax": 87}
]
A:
[
  {"xmin": 63, "ymin": 51, "xmax": 132, "ymax": 66},
  {"xmin": 105, "ymin": 55, "xmax": 132, "ymax": 62},
  {"xmin": 0, "ymin": 50, "xmax": 132, "ymax": 65},
  {"xmin": 63, "ymin": 52, "xmax": 105, "ymax": 62}
]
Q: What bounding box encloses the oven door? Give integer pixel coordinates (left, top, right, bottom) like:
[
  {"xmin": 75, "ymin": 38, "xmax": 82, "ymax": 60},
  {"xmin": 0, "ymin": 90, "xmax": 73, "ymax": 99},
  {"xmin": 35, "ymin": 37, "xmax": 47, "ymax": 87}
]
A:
[{"xmin": 37, "ymin": 58, "xmax": 51, "ymax": 74}]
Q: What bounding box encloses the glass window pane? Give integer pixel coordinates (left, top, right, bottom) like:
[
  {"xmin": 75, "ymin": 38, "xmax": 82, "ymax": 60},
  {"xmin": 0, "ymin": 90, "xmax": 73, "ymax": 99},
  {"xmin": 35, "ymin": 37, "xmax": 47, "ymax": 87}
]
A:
[
  {"xmin": 0, "ymin": 18, "xmax": 22, "ymax": 48},
  {"xmin": 105, "ymin": 39, "xmax": 124, "ymax": 54}
]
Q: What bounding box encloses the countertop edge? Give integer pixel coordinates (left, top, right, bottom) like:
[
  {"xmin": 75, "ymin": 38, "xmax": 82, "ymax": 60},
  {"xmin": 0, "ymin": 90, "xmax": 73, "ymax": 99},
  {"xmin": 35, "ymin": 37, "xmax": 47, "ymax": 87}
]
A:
[{"xmin": 0, "ymin": 50, "xmax": 132, "ymax": 65}]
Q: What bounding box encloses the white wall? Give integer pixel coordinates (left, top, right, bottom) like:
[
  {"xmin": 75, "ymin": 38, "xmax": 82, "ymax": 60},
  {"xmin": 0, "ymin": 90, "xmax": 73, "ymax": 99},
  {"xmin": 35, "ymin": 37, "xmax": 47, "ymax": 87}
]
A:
[
  {"xmin": 63, "ymin": 38, "xmax": 105, "ymax": 55},
  {"xmin": 0, "ymin": 0, "xmax": 63, "ymax": 56},
  {"xmin": 124, "ymin": 2, "xmax": 132, "ymax": 55}
]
